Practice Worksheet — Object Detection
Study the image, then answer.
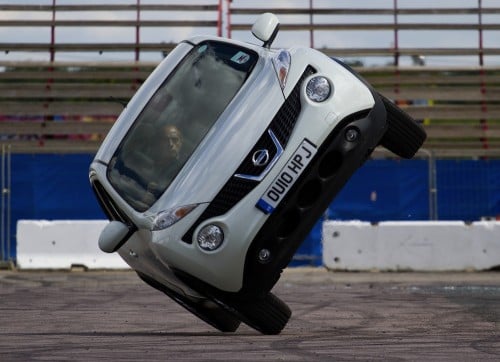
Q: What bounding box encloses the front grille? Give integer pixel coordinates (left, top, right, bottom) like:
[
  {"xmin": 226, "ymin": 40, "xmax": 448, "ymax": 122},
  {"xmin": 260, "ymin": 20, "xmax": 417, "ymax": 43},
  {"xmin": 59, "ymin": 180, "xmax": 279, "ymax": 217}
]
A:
[
  {"xmin": 234, "ymin": 130, "xmax": 279, "ymax": 180},
  {"xmin": 271, "ymin": 66, "xmax": 315, "ymax": 147},
  {"xmin": 182, "ymin": 66, "xmax": 316, "ymax": 244}
]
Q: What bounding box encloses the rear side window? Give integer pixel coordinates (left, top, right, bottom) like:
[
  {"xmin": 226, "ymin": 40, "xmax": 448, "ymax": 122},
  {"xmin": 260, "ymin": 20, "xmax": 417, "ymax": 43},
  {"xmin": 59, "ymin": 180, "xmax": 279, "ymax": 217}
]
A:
[{"xmin": 108, "ymin": 41, "xmax": 258, "ymax": 211}]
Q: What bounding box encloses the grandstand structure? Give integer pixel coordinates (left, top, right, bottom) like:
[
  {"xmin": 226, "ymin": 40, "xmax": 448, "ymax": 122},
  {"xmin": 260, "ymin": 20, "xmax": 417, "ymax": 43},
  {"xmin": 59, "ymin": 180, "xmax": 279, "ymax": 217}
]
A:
[
  {"xmin": 1, "ymin": 1, "xmax": 500, "ymax": 266},
  {"xmin": 0, "ymin": 1, "xmax": 499, "ymax": 158}
]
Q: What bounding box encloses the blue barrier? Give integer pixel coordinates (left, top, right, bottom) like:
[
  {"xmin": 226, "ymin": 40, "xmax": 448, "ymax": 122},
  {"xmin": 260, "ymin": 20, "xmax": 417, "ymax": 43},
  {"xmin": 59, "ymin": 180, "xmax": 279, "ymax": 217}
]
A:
[{"xmin": 5, "ymin": 155, "xmax": 500, "ymax": 264}]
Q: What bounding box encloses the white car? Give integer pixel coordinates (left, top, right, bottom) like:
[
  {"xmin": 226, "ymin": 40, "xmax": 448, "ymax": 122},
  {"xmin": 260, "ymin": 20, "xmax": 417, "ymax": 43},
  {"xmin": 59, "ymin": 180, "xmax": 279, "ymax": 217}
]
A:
[{"xmin": 89, "ymin": 13, "xmax": 426, "ymax": 334}]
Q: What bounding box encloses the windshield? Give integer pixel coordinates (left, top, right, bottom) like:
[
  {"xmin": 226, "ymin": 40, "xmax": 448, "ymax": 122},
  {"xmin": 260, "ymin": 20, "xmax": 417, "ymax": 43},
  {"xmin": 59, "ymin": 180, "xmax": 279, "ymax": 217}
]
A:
[{"xmin": 107, "ymin": 41, "xmax": 258, "ymax": 211}]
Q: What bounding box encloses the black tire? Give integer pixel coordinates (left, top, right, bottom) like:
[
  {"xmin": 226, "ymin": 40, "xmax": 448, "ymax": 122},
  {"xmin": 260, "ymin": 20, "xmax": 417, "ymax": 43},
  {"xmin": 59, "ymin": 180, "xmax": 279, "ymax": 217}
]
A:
[
  {"xmin": 166, "ymin": 290, "xmax": 241, "ymax": 333},
  {"xmin": 378, "ymin": 93, "xmax": 427, "ymax": 159},
  {"xmin": 226, "ymin": 292, "xmax": 292, "ymax": 335},
  {"xmin": 137, "ymin": 272, "xmax": 241, "ymax": 333}
]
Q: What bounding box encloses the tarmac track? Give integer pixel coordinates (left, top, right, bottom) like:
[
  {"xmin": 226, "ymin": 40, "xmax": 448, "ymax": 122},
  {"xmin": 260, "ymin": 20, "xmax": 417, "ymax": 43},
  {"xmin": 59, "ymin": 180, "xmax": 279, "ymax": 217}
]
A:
[{"xmin": 1, "ymin": 268, "xmax": 499, "ymax": 361}]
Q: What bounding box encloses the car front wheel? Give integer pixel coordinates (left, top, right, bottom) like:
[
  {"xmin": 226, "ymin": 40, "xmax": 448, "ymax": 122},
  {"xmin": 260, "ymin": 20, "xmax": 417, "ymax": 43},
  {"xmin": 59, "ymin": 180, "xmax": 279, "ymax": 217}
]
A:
[
  {"xmin": 222, "ymin": 292, "xmax": 292, "ymax": 335},
  {"xmin": 137, "ymin": 272, "xmax": 241, "ymax": 333}
]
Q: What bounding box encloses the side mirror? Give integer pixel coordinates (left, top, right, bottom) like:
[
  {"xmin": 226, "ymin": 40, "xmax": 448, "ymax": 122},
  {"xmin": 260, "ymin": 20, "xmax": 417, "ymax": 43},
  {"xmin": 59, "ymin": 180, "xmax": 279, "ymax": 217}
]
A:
[
  {"xmin": 252, "ymin": 13, "xmax": 280, "ymax": 48},
  {"xmin": 98, "ymin": 221, "xmax": 132, "ymax": 253}
]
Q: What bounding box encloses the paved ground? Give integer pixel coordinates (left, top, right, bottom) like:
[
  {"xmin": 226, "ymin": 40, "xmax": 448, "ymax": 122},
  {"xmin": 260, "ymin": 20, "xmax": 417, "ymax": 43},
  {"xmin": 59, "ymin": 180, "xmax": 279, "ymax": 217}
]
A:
[{"xmin": 1, "ymin": 268, "xmax": 499, "ymax": 361}]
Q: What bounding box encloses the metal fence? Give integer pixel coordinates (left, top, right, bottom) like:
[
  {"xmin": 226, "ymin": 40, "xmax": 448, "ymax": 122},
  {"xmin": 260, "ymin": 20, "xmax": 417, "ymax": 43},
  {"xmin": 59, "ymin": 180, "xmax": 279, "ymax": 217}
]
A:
[{"xmin": 1, "ymin": 145, "xmax": 12, "ymax": 264}]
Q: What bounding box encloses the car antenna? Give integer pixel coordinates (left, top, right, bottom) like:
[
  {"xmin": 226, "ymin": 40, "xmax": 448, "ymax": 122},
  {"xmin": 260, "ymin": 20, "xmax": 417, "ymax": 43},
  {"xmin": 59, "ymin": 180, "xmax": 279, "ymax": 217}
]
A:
[{"xmin": 108, "ymin": 96, "xmax": 128, "ymax": 109}]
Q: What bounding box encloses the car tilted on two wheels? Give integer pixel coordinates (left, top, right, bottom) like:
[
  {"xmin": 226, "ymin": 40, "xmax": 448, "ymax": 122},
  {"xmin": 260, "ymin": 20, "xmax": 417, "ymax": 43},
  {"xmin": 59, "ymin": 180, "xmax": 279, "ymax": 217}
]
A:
[{"xmin": 89, "ymin": 14, "xmax": 426, "ymax": 334}]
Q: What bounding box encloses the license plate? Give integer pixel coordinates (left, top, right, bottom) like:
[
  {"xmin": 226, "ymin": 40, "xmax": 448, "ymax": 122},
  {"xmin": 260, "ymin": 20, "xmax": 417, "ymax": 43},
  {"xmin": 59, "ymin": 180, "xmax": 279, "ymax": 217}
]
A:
[{"xmin": 256, "ymin": 139, "xmax": 317, "ymax": 214}]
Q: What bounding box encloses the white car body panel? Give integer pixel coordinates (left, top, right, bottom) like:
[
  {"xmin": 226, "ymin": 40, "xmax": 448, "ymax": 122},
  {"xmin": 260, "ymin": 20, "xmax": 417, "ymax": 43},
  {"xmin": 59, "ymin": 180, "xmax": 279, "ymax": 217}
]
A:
[
  {"xmin": 91, "ymin": 35, "xmax": 377, "ymax": 292},
  {"xmin": 88, "ymin": 12, "xmax": 427, "ymax": 334}
]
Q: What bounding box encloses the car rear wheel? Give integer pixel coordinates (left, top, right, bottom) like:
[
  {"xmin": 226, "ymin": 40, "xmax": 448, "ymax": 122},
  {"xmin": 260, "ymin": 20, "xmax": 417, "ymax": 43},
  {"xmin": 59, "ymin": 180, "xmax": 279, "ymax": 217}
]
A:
[{"xmin": 378, "ymin": 92, "xmax": 427, "ymax": 159}]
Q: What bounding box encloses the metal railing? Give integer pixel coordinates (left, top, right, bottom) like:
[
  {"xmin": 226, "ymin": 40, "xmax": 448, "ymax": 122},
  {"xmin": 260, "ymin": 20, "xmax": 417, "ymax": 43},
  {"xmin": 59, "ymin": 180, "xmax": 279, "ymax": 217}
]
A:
[
  {"xmin": 227, "ymin": 0, "xmax": 500, "ymax": 67},
  {"xmin": 1, "ymin": 144, "xmax": 12, "ymax": 264},
  {"xmin": 0, "ymin": 1, "xmax": 223, "ymax": 61},
  {"xmin": 0, "ymin": 0, "xmax": 499, "ymax": 158}
]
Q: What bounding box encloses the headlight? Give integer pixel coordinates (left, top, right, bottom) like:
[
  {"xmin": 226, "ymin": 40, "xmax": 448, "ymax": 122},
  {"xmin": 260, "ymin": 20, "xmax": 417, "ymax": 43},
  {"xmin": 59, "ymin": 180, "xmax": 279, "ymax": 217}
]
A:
[
  {"xmin": 306, "ymin": 76, "xmax": 331, "ymax": 102},
  {"xmin": 151, "ymin": 204, "xmax": 198, "ymax": 231},
  {"xmin": 197, "ymin": 224, "xmax": 224, "ymax": 251},
  {"xmin": 272, "ymin": 50, "xmax": 291, "ymax": 90}
]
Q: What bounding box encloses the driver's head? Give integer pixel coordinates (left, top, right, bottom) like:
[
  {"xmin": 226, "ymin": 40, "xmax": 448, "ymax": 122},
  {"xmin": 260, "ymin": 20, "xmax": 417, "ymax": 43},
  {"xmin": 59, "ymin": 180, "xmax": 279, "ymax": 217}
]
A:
[{"xmin": 163, "ymin": 124, "xmax": 182, "ymax": 159}]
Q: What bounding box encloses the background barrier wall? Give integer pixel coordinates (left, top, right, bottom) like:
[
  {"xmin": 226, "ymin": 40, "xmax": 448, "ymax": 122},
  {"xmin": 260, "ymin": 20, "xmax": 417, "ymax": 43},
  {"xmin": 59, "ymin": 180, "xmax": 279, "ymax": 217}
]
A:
[
  {"xmin": 5, "ymin": 154, "xmax": 500, "ymax": 266},
  {"xmin": 323, "ymin": 220, "xmax": 500, "ymax": 271},
  {"xmin": 17, "ymin": 219, "xmax": 500, "ymax": 271}
]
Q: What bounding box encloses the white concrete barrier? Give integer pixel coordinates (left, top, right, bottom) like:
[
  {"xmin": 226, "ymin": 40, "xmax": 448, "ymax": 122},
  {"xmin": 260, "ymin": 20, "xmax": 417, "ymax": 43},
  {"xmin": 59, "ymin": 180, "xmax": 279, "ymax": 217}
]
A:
[
  {"xmin": 17, "ymin": 219, "xmax": 500, "ymax": 271},
  {"xmin": 17, "ymin": 220, "xmax": 129, "ymax": 269},
  {"xmin": 323, "ymin": 221, "xmax": 500, "ymax": 271}
]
